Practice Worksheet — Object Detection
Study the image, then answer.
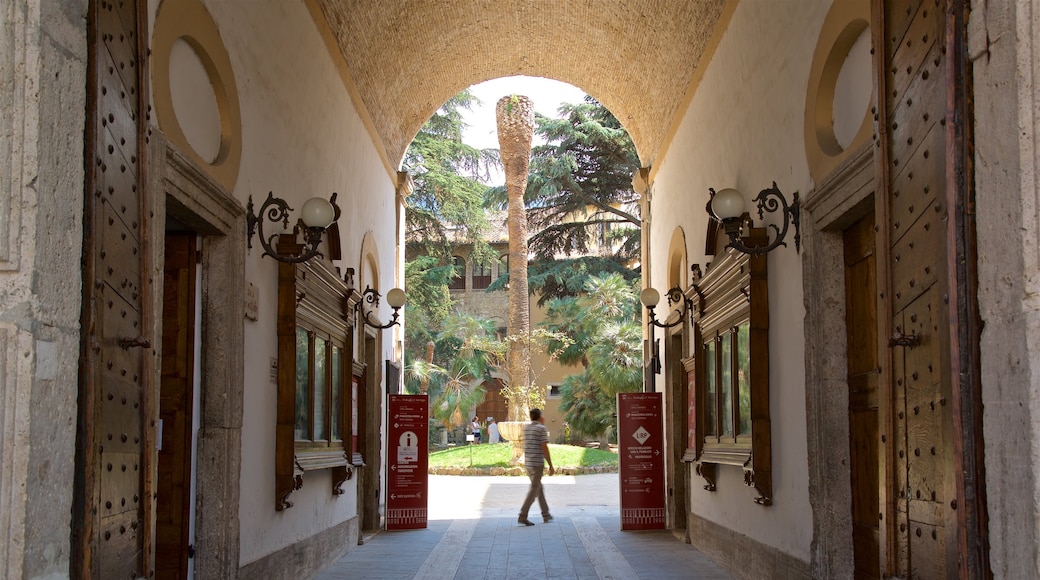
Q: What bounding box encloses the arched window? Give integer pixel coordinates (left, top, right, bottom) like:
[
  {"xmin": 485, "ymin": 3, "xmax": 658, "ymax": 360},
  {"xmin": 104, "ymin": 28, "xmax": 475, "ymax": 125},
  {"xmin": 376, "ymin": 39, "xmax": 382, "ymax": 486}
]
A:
[
  {"xmin": 472, "ymin": 260, "xmax": 492, "ymax": 289},
  {"xmin": 498, "ymin": 255, "xmax": 508, "ymax": 281},
  {"xmin": 448, "ymin": 256, "xmax": 466, "ymax": 290}
]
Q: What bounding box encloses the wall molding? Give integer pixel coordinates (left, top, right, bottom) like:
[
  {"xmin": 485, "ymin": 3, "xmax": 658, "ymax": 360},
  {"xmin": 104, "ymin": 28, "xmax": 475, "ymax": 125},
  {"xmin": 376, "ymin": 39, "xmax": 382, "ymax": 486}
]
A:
[
  {"xmin": 0, "ymin": 327, "xmax": 30, "ymax": 579},
  {"xmin": 800, "ymin": 141, "xmax": 875, "ymax": 578},
  {"xmin": 148, "ymin": 133, "xmax": 246, "ymax": 579},
  {"xmin": 0, "ymin": 1, "xmax": 35, "ymax": 270}
]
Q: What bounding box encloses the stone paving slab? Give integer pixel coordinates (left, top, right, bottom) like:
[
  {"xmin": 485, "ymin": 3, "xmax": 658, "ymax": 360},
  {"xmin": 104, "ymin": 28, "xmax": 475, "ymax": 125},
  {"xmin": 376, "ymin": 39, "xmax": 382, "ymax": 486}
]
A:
[{"xmin": 314, "ymin": 474, "xmax": 731, "ymax": 580}]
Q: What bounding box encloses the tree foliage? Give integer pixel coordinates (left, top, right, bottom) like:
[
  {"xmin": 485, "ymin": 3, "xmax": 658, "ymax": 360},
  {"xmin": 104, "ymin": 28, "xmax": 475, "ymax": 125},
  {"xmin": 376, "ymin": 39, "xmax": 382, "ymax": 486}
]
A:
[
  {"xmin": 489, "ymin": 97, "xmax": 641, "ymax": 263},
  {"xmin": 468, "ymin": 328, "xmax": 572, "ymax": 421},
  {"xmin": 403, "ymin": 90, "xmax": 499, "ymax": 265},
  {"xmin": 487, "ymin": 255, "xmax": 640, "ymax": 307},
  {"xmin": 401, "ymin": 91, "xmax": 500, "ymax": 369},
  {"xmin": 543, "ymin": 273, "xmax": 644, "ymax": 441},
  {"xmin": 486, "ymin": 97, "xmax": 641, "ymax": 304},
  {"xmin": 405, "ymin": 313, "xmax": 498, "ymax": 431}
]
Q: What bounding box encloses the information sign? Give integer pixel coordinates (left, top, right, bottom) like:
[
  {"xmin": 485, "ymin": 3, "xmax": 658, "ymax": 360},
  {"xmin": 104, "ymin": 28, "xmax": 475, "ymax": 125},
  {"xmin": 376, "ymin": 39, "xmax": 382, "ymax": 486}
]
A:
[
  {"xmin": 618, "ymin": 392, "xmax": 666, "ymax": 530},
  {"xmin": 386, "ymin": 394, "xmax": 428, "ymax": 530}
]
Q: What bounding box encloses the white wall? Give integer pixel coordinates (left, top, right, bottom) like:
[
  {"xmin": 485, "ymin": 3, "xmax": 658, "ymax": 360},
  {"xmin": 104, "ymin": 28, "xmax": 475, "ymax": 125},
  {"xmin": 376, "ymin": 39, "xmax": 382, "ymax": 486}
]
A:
[
  {"xmin": 649, "ymin": 0, "xmax": 829, "ymax": 562},
  {"xmin": 148, "ymin": 0, "xmax": 399, "ymax": 565},
  {"xmin": 0, "ymin": 1, "xmax": 87, "ymax": 577}
]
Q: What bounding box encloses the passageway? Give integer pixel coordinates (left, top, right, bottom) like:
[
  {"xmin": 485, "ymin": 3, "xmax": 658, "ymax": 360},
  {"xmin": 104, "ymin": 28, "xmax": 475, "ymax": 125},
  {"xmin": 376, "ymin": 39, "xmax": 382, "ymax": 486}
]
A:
[{"xmin": 316, "ymin": 474, "xmax": 730, "ymax": 579}]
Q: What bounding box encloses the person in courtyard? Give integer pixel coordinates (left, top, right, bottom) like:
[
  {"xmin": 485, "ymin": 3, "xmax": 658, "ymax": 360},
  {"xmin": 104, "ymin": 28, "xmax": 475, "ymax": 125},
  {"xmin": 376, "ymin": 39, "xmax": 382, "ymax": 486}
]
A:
[
  {"xmin": 518, "ymin": 408, "xmax": 554, "ymax": 526},
  {"xmin": 470, "ymin": 417, "xmax": 481, "ymax": 444},
  {"xmin": 487, "ymin": 417, "xmax": 500, "ymax": 443}
]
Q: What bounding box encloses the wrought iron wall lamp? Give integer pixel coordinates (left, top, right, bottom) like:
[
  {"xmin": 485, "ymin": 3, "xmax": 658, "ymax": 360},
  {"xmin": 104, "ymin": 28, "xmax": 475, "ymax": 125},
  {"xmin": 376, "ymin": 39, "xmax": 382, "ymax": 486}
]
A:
[
  {"xmin": 707, "ymin": 182, "xmax": 800, "ymax": 255},
  {"xmin": 246, "ymin": 192, "xmax": 340, "ymax": 263},
  {"xmin": 358, "ymin": 286, "xmax": 406, "ymax": 329},
  {"xmin": 640, "ymin": 286, "xmax": 693, "ymax": 382}
]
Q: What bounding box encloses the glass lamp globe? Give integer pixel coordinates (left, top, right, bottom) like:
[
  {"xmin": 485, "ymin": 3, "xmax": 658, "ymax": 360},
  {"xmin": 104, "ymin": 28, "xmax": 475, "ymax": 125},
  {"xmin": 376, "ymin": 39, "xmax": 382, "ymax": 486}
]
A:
[
  {"xmin": 300, "ymin": 197, "xmax": 336, "ymax": 229},
  {"xmin": 385, "ymin": 288, "xmax": 406, "ymax": 308},
  {"xmin": 710, "ymin": 188, "xmax": 746, "ymax": 220},
  {"xmin": 640, "ymin": 287, "xmax": 661, "ymax": 308}
]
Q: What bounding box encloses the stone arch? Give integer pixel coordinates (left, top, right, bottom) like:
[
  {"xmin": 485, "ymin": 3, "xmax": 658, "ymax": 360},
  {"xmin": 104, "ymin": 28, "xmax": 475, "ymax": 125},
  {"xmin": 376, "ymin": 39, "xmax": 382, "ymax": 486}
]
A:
[
  {"xmin": 666, "ymin": 226, "xmax": 689, "ymax": 291},
  {"xmin": 357, "ymin": 231, "xmax": 381, "ymax": 291},
  {"xmin": 309, "ymin": 1, "xmax": 734, "ymax": 170}
]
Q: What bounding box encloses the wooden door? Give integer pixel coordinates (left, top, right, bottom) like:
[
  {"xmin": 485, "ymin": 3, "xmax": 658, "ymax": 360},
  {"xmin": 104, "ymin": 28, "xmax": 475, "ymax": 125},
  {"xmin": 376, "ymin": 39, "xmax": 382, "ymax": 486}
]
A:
[
  {"xmin": 156, "ymin": 234, "xmax": 197, "ymax": 579},
  {"xmin": 665, "ymin": 331, "xmax": 688, "ymax": 531},
  {"xmin": 875, "ymin": 0, "xmax": 979, "ymax": 575},
  {"xmin": 844, "ymin": 213, "xmax": 879, "ymax": 580},
  {"xmin": 475, "ymin": 379, "xmax": 508, "ymax": 425},
  {"xmin": 78, "ymin": 0, "xmax": 151, "ymax": 577},
  {"xmin": 361, "ymin": 333, "xmax": 381, "ymax": 532}
]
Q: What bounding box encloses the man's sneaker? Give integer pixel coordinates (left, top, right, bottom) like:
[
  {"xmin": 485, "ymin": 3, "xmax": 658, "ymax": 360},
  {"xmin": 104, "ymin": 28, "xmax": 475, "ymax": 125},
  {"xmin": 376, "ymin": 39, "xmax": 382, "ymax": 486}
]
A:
[
  {"xmin": 542, "ymin": 515, "xmax": 554, "ymax": 523},
  {"xmin": 518, "ymin": 517, "xmax": 535, "ymax": 526}
]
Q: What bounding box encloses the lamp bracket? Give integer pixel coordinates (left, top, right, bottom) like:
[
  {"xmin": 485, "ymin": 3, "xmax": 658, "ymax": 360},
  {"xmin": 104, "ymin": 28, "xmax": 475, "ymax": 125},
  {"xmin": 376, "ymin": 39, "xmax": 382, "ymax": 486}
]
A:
[
  {"xmin": 711, "ymin": 183, "xmax": 800, "ymax": 256},
  {"xmin": 358, "ymin": 286, "xmax": 401, "ymax": 329},
  {"xmin": 246, "ymin": 192, "xmax": 339, "ymax": 263},
  {"xmin": 647, "ymin": 285, "xmax": 693, "ymax": 329}
]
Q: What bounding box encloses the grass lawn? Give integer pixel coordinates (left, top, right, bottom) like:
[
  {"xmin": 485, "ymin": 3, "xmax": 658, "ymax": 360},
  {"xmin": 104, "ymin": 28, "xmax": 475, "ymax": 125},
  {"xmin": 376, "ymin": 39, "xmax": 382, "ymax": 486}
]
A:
[{"xmin": 429, "ymin": 443, "xmax": 618, "ymax": 469}]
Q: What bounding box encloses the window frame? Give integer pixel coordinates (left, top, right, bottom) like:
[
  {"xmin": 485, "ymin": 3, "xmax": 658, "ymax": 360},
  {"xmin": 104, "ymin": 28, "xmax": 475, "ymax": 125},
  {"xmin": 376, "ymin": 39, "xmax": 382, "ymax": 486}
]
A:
[
  {"xmin": 688, "ymin": 228, "xmax": 772, "ymax": 505},
  {"xmin": 471, "ymin": 259, "xmax": 492, "ymax": 289},
  {"xmin": 293, "ymin": 326, "xmax": 346, "ymax": 448},
  {"xmin": 275, "ymin": 247, "xmax": 358, "ymax": 510}
]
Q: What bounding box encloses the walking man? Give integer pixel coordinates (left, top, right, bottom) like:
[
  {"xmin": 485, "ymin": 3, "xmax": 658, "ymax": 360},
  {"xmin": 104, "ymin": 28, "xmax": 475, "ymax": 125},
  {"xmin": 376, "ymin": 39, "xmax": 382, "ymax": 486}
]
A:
[{"xmin": 518, "ymin": 408, "xmax": 554, "ymax": 526}]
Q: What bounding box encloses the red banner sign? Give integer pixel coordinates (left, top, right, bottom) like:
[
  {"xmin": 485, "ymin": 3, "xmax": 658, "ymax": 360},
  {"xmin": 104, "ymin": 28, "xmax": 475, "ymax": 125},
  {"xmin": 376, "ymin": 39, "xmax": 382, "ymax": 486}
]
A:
[
  {"xmin": 618, "ymin": 392, "xmax": 665, "ymax": 530},
  {"xmin": 386, "ymin": 394, "xmax": 428, "ymax": 530}
]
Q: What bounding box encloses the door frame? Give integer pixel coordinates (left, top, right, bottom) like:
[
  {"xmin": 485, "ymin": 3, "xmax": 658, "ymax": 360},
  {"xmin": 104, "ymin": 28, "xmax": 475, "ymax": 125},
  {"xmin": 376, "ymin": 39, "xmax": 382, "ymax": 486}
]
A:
[
  {"xmin": 147, "ymin": 134, "xmax": 245, "ymax": 578},
  {"xmin": 664, "ymin": 325, "xmax": 688, "ymax": 533},
  {"xmin": 801, "ymin": 143, "xmax": 877, "ymax": 578}
]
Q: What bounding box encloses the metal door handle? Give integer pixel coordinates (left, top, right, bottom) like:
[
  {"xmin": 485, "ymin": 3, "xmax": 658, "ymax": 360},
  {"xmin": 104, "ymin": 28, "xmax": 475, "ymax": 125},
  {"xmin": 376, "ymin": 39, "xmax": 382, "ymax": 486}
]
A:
[
  {"xmin": 888, "ymin": 330, "xmax": 921, "ymax": 349},
  {"xmin": 118, "ymin": 336, "xmax": 152, "ymax": 349}
]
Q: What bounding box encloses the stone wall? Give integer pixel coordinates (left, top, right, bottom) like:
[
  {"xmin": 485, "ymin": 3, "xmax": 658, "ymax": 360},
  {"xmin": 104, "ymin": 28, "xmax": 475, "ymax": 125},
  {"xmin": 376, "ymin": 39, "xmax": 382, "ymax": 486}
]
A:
[
  {"xmin": 971, "ymin": 1, "xmax": 1040, "ymax": 576},
  {"xmin": 0, "ymin": 0, "xmax": 88, "ymax": 578}
]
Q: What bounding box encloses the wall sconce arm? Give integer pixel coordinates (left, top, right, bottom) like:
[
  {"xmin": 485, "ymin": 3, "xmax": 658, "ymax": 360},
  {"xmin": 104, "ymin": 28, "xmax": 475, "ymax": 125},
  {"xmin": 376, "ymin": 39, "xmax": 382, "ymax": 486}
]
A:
[
  {"xmin": 357, "ymin": 286, "xmax": 405, "ymax": 329},
  {"xmin": 708, "ymin": 183, "xmax": 800, "ymax": 256},
  {"xmin": 646, "ymin": 286, "xmax": 693, "ymax": 329},
  {"xmin": 246, "ymin": 192, "xmax": 339, "ymax": 263}
]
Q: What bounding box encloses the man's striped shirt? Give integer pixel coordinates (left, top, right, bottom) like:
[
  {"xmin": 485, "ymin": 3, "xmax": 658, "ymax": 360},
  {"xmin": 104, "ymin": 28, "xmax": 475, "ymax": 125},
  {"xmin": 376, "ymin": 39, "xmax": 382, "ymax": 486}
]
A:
[{"xmin": 523, "ymin": 421, "xmax": 549, "ymax": 467}]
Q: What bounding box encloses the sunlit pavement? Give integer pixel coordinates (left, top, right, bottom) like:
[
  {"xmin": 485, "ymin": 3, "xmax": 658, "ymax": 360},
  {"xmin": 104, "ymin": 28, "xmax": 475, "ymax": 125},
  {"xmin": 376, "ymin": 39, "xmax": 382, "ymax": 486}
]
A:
[{"xmin": 314, "ymin": 474, "xmax": 731, "ymax": 580}]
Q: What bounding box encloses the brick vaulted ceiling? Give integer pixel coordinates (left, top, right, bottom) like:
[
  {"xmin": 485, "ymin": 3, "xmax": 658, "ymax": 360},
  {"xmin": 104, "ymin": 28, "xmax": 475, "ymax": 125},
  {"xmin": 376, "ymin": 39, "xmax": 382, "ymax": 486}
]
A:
[{"xmin": 309, "ymin": 0, "xmax": 730, "ymax": 171}]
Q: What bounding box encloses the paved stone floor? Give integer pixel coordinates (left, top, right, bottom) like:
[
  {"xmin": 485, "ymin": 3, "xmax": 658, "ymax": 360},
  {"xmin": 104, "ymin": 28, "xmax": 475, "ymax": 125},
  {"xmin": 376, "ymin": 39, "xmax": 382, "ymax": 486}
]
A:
[{"xmin": 314, "ymin": 473, "xmax": 731, "ymax": 580}]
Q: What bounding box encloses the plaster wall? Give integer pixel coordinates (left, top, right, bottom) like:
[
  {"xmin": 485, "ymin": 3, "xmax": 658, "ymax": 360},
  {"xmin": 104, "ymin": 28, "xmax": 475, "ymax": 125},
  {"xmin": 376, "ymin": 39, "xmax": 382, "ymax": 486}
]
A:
[
  {"xmin": 146, "ymin": 0, "xmax": 398, "ymax": 566},
  {"xmin": 529, "ymin": 300, "xmax": 578, "ymax": 435},
  {"xmin": 970, "ymin": 1, "xmax": 1040, "ymax": 577},
  {"xmin": 649, "ymin": 0, "xmax": 827, "ymax": 562},
  {"xmin": 0, "ymin": 1, "xmax": 87, "ymax": 578}
]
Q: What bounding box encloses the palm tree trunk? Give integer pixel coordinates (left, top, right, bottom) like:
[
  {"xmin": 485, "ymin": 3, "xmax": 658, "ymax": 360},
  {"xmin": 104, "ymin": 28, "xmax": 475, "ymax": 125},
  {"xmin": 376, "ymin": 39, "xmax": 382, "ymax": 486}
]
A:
[
  {"xmin": 496, "ymin": 95, "xmax": 534, "ymax": 421},
  {"xmin": 420, "ymin": 340, "xmax": 435, "ymax": 394}
]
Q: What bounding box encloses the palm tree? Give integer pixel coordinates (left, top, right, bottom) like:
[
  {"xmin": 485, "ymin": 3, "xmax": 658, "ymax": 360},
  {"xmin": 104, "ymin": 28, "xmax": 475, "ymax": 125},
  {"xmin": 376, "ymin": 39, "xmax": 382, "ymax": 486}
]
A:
[
  {"xmin": 496, "ymin": 95, "xmax": 535, "ymax": 421},
  {"xmin": 543, "ymin": 273, "xmax": 643, "ymax": 441},
  {"xmin": 406, "ymin": 339, "xmax": 487, "ymax": 441}
]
